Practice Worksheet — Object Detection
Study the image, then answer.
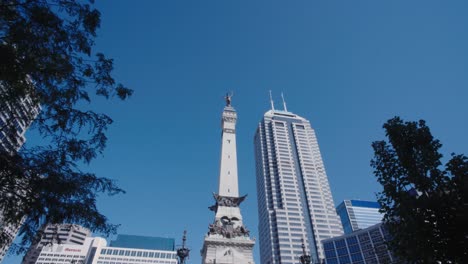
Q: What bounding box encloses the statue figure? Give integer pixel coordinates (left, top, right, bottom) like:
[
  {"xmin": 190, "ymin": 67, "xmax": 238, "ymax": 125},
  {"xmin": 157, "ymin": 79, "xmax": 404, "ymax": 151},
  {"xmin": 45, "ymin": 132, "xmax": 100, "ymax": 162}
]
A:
[
  {"xmin": 208, "ymin": 223, "xmax": 216, "ymax": 234},
  {"xmin": 225, "ymin": 92, "xmax": 232, "ymax": 107}
]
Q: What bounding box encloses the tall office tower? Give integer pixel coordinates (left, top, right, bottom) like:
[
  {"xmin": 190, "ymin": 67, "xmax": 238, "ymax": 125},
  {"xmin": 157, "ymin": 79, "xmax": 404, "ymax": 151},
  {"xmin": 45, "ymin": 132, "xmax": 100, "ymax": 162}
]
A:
[
  {"xmin": 254, "ymin": 99, "xmax": 343, "ymax": 264},
  {"xmin": 22, "ymin": 224, "xmax": 91, "ymax": 264},
  {"xmin": 0, "ymin": 87, "xmax": 40, "ymax": 263},
  {"xmin": 322, "ymin": 223, "xmax": 397, "ymax": 264},
  {"xmin": 201, "ymin": 95, "xmax": 255, "ymax": 264},
  {"xmin": 0, "ymin": 88, "xmax": 40, "ymax": 153},
  {"xmin": 336, "ymin": 200, "xmax": 382, "ymax": 234}
]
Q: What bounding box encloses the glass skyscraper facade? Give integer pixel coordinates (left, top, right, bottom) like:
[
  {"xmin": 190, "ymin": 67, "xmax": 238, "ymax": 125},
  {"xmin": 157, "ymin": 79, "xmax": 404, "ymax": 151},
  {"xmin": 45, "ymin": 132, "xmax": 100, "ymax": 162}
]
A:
[
  {"xmin": 322, "ymin": 223, "xmax": 397, "ymax": 264},
  {"xmin": 336, "ymin": 200, "xmax": 382, "ymax": 234},
  {"xmin": 254, "ymin": 108, "xmax": 343, "ymax": 264}
]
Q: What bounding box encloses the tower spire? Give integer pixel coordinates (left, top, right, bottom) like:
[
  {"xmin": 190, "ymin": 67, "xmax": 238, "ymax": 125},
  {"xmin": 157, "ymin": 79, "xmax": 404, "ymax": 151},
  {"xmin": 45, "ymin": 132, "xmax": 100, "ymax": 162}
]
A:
[
  {"xmin": 281, "ymin": 92, "xmax": 288, "ymax": 112},
  {"xmin": 269, "ymin": 90, "xmax": 275, "ymax": 110}
]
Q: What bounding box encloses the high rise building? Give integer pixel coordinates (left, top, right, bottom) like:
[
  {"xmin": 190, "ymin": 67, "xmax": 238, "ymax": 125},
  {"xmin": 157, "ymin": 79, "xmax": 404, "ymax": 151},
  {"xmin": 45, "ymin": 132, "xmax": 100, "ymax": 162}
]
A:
[
  {"xmin": 22, "ymin": 224, "xmax": 91, "ymax": 264},
  {"xmin": 0, "ymin": 87, "xmax": 40, "ymax": 153},
  {"xmin": 336, "ymin": 200, "xmax": 382, "ymax": 234},
  {"xmin": 254, "ymin": 99, "xmax": 343, "ymax": 264},
  {"xmin": 200, "ymin": 95, "xmax": 255, "ymax": 264},
  {"xmin": 0, "ymin": 87, "xmax": 40, "ymax": 263},
  {"xmin": 322, "ymin": 223, "xmax": 397, "ymax": 264}
]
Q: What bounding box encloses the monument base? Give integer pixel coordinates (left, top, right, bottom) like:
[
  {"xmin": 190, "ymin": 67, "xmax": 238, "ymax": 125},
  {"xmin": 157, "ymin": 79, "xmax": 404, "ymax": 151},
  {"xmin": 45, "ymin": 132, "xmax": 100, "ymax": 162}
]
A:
[{"xmin": 201, "ymin": 235, "xmax": 255, "ymax": 264}]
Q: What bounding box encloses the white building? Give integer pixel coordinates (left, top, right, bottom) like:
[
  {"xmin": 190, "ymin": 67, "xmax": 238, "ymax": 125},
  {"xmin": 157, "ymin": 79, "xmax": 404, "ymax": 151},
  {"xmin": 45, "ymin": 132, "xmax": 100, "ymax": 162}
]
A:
[
  {"xmin": 31, "ymin": 234, "xmax": 178, "ymax": 264},
  {"xmin": 91, "ymin": 234, "xmax": 178, "ymax": 264},
  {"xmin": 34, "ymin": 237, "xmax": 104, "ymax": 264},
  {"xmin": 90, "ymin": 245, "xmax": 177, "ymax": 264},
  {"xmin": 22, "ymin": 224, "xmax": 91, "ymax": 264},
  {"xmin": 254, "ymin": 102, "xmax": 343, "ymax": 264},
  {"xmin": 200, "ymin": 96, "xmax": 255, "ymax": 264}
]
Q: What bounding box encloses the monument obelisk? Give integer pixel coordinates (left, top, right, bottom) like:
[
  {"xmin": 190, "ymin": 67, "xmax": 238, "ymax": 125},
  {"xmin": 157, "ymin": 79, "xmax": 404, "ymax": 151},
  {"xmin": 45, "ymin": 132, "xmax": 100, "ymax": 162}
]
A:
[{"xmin": 201, "ymin": 94, "xmax": 255, "ymax": 264}]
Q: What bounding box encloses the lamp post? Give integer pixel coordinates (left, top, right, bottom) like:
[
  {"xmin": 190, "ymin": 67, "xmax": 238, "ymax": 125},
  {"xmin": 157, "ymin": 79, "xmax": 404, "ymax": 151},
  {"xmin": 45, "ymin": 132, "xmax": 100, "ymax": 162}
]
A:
[
  {"xmin": 299, "ymin": 239, "xmax": 311, "ymax": 264},
  {"xmin": 177, "ymin": 230, "xmax": 190, "ymax": 264}
]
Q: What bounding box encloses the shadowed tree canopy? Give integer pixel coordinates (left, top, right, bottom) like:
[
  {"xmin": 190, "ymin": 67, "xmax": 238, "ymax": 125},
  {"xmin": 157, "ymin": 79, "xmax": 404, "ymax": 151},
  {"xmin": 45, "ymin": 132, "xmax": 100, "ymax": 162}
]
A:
[
  {"xmin": 0, "ymin": 0, "xmax": 133, "ymax": 253},
  {"xmin": 371, "ymin": 117, "xmax": 468, "ymax": 263}
]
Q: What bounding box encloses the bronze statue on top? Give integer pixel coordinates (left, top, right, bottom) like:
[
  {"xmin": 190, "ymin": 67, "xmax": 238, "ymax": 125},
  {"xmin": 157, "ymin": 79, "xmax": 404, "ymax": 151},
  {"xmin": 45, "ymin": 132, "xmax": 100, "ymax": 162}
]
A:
[{"xmin": 225, "ymin": 92, "xmax": 233, "ymax": 107}]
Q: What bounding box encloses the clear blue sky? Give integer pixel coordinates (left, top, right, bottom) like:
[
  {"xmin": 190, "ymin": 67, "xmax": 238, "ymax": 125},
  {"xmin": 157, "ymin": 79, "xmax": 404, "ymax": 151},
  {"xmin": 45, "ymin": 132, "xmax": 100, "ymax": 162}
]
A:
[{"xmin": 6, "ymin": 0, "xmax": 468, "ymax": 263}]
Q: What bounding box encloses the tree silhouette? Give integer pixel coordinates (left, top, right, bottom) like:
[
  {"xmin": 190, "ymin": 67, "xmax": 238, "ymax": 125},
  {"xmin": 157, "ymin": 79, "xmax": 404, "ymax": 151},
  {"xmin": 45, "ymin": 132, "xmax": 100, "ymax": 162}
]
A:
[
  {"xmin": 371, "ymin": 117, "xmax": 468, "ymax": 263},
  {"xmin": 0, "ymin": 0, "xmax": 132, "ymax": 254}
]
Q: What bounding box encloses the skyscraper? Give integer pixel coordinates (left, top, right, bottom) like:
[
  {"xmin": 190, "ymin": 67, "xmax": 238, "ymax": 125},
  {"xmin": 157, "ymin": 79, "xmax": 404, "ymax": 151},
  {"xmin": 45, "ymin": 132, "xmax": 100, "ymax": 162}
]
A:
[
  {"xmin": 0, "ymin": 87, "xmax": 40, "ymax": 153},
  {"xmin": 254, "ymin": 99, "xmax": 343, "ymax": 264},
  {"xmin": 0, "ymin": 86, "xmax": 40, "ymax": 263},
  {"xmin": 201, "ymin": 95, "xmax": 255, "ymax": 264},
  {"xmin": 336, "ymin": 200, "xmax": 382, "ymax": 234}
]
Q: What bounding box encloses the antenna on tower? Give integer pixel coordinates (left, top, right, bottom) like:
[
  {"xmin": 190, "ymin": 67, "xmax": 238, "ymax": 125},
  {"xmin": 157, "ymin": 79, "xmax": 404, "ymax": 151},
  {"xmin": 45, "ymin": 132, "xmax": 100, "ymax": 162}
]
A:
[
  {"xmin": 281, "ymin": 92, "xmax": 288, "ymax": 112},
  {"xmin": 269, "ymin": 90, "xmax": 275, "ymax": 110}
]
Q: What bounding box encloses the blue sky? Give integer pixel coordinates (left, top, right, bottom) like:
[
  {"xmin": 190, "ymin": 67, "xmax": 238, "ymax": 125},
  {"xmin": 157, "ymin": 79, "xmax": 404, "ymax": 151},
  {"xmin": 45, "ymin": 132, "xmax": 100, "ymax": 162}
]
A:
[{"xmin": 6, "ymin": 0, "xmax": 468, "ymax": 263}]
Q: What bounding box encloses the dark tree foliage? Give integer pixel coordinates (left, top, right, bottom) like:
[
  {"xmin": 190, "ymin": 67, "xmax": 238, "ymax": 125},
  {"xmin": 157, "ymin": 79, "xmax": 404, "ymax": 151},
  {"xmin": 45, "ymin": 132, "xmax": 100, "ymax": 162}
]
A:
[
  {"xmin": 371, "ymin": 117, "xmax": 468, "ymax": 263},
  {"xmin": 0, "ymin": 0, "xmax": 133, "ymax": 253}
]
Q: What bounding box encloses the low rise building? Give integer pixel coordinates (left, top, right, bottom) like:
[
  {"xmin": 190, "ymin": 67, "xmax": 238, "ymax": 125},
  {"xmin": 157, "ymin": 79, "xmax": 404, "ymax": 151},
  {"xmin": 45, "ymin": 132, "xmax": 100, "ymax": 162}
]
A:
[
  {"xmin": 90, "ymin": 234, "xmax": 177, "ymax": 264},
  {"xmin": 29, "ymin": 232, "xmax": 177, "ymax": 264},
  {"xmin": 322, "ymin": 223, "xmax": 398, "ymax": 264},
  {"xmin": 34, "ymin": 237, "xmax": 104, "ymax": 264}
]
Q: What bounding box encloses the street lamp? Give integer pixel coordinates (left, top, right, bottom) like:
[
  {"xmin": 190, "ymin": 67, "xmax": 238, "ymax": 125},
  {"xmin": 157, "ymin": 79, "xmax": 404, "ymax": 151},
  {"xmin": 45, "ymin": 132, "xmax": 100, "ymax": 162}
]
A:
[{"xmin": 177, "ymin": 230, "xmax": 190, "ymax": 264}]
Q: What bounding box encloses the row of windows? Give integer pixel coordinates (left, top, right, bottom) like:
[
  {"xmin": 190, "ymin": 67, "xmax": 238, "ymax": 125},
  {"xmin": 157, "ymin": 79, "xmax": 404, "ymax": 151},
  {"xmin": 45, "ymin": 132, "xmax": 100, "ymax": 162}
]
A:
[
  {"xmin": 38, "ymin": 256, "xmax": 84, "ymax": 261},
  {"xmin": 100, "ymin": 249, "xmax": 176, "ymax": 259},
  {"xmin": 39, "ymin": 254, "xmax": 84, "ymax": 258},
  {"xmin": 37, "ymin": 262, "xmax": 83, "ymax": 264},
  {"xmin": 96, "ymin": 260, "xmax": 175, "ymax": 264},
  {"xmin": 36, "ymin": 258, "xmax": 84, "ymax": 264}
]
